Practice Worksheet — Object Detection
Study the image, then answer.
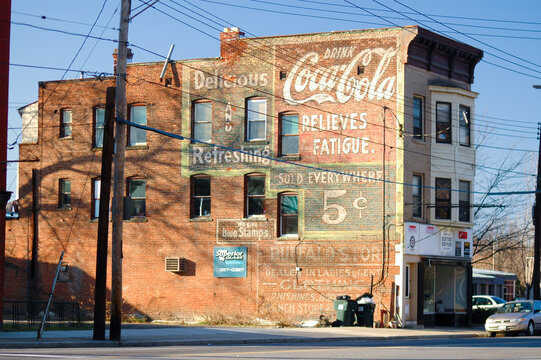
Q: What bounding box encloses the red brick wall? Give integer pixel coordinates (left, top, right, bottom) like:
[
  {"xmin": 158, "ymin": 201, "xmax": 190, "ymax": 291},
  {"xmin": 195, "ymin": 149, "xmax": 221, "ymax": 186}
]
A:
[{"xmin": 6, "ymin": 28, "xmax": 404, "ymax": 323}]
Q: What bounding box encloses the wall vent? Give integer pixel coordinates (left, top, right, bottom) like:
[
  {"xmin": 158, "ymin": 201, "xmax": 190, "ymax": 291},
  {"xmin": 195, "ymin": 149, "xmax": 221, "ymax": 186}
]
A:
[{"xmin": 165, "ymin": 257, "xmax": 184, "ymax": 272}]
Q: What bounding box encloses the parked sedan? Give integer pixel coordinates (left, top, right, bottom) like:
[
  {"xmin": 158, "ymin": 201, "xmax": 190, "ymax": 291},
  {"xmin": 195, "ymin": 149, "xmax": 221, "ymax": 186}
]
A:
[{"xmin": 485, "ymin": 300, "xmax": 541, "ymax": 336}]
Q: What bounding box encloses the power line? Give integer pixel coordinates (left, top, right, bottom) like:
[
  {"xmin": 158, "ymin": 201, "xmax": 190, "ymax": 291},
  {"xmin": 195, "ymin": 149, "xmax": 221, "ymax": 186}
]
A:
[
  {"xmin": 197, "ymin": 0, "xmax": 541, "ymax": 79},
  {"xmin": 246, "ymin": 0, "xmax": 541, "ymax": 34},
  {"xmin": 173, "ymin": 0, "xmax": 541, "ymax": 138},
  {"xmin": 12, "ymin": 10, "xmax": 119, "ymax": 31},
  {"xmin": 116, "ymin": 116, "xmax": 538, "ymax": 196},
  {"xmin": 140, "ymin": 1, "xmax": 539, "ymax": 151}
]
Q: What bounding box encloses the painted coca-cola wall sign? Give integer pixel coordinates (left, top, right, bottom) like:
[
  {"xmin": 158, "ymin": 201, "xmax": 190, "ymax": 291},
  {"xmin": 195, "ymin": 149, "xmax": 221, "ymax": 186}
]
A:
[{"xmin": 283, "ymin": 46, "xmax": 397, "ymax": 105}]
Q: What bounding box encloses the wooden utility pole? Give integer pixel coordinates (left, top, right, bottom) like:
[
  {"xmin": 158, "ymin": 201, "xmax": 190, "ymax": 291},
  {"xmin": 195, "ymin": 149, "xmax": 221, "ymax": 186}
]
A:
[
  {"xmin": 110, "ymin": 0, "xmax": 131, "ymax": 341},
  {"xmin": 93, "ymin": 87, "xmax": 116, "ymax": 340}
]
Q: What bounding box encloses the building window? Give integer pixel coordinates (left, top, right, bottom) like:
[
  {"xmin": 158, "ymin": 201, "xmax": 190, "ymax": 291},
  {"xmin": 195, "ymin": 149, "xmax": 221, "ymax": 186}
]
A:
[
  {"xmin": 60, "ymin": 109, "xmax": 72, "ymax": 138},
  {"xmin": 436, "ymin": 102, "xmax": 451, "ymax": 143},
  {"xmin": 279, "ymin": 193, "xmax": 298, "ymax": 236},
  {"xmin": 128, "ymin": 105, "xmax": 147, "ymax": 146},
  {"xmin": 193, "ymin": 100, "xmax": 212, "ymax": 142},
  {"xmin": 246, "ymin": 174, "xmax": 265, "ymax": 217},
  {"xmin": 459, "ymin": 180, "xmax": 470, "ymax": 222},
  {"xmin": 94, "ymin": 107, "xmax": 105, "ymax": 148},
  {"xmin": 279, "ymin": 112, "xmax": 299, "ymax": 156},
  {"xmin": 435, "ymin": 178, "xmax": 451, "ymax": 220},
  {"xmin": 504, "ymin": 280, "xmax": 515, "ymax": 301},
  {"xmin": 412, "ymin": 174, "xmax": 423, "ymax": 218},
  {"xmin": 191, "ymin": 175, "xmax": 211, "ymax": 218},
  {"xmin": 58, "ymin": 179, "xmax": 71, "ymax": 209},
  {"xmin": 246, "ymin": 98, "xmax": 266, "ymax": 141},
  {"xmin": 459, "ymin": 105, "xmax": 470, "ymax": 147},
  {"xmin": 413, "ymin": 96, "xmax": 423, "ymax": 140},
  {"xmin": 128, "ymin": 178, "xmax": 146, "ymax": 218},
  {"xmin": 92, "ymin": 178, "xmax": 101, "ymax": 220}
]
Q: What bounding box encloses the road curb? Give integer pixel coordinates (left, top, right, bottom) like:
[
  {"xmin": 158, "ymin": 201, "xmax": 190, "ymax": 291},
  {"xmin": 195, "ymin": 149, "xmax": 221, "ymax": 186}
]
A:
[{"xmin": 0, "ymin": 333, "xmax": 484, "ymax": 349}]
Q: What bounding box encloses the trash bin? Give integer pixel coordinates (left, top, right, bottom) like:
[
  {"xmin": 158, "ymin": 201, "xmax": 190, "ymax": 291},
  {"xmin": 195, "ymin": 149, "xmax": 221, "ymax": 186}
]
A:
[
  {"xmin": 355, "ymin": 293, "xmax": 376, "ymax": 327},
  {"xmin": 333, "ymin": 295, "xmax": 356, "ymax": 327}
]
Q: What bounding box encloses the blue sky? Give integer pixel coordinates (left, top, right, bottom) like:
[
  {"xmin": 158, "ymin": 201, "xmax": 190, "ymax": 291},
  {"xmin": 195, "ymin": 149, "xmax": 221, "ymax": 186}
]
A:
[{"xmin": 7, "ymin": 0, "xmax": 541, "ymax": 210}]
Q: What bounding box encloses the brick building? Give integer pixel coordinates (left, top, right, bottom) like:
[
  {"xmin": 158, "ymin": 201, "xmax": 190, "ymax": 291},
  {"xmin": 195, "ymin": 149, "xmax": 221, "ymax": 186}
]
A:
[{"xmin": 6, "ymin": 26, "xmax": 482, "ymax": 327}]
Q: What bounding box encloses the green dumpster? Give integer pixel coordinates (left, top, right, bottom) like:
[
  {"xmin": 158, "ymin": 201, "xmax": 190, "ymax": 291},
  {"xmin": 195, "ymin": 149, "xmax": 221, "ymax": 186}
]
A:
[{"xmin": 333, "ymin": 295, "xmax": 356, "ymax": 326}]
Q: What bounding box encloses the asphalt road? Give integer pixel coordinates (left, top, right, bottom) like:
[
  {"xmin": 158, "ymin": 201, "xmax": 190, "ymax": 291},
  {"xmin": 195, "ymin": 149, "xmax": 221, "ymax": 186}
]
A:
[{"xmin": 0, "ymin": 336, "xmax": 541, "ymax": 359}]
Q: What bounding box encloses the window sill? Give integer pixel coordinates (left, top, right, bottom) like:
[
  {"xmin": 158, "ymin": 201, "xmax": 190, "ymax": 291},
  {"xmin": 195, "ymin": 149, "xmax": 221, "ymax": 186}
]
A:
[
  {"xmin": 189, "ymin": 217, "xmax": 213, "ymax": 222},
  {"xmin": 126, "ymin": 217, "xmax": 148, "ymax": 223},
  {"xmin": 279, "ymin": 155, "xmax": 300, "ymax": 161},
  {"xmin": 242, "ymin": 216, "xmax": 268, "ymax": 222},
  {"xmin": 58, "ymin": 207, "xmax": 72, "ymax": 211},
  {"xmin": 190, "ymin": 142, "xmax": 212, "ymax": 147},
  {"xmin": 127, "ymin": 145, "xmax": 149, "ymax": 150},
  {"xmin": 278, "ymin": 235, "xmax": 299, "ymax": 240},
  {"xmin": 244, "ymin": 140, "xmax": 269, "ymax": 145},
  {"xmin": 59, "ymin": 137, "xmax": 73, "ymax": 141}
]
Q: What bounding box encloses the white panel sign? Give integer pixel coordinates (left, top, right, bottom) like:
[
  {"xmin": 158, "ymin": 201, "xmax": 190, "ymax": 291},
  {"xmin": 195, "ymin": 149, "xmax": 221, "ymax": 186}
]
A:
[
  {"xmin": 404, "ymin": 223, "xmax": 472, "ymax": 258},
  {"xmin": 404, "ymin": 222, "xmax": 420, "ymax": 255}
]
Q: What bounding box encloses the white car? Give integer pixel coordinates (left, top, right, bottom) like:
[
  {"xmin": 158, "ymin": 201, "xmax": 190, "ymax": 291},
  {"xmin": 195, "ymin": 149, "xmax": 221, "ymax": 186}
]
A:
[
  {"xmin": 485, "ymin": 300, "xmax": 541, "ymax": 336},
  {"xmin": 473, "ymin": 295, "xmax": 506, "ymax": 312}
]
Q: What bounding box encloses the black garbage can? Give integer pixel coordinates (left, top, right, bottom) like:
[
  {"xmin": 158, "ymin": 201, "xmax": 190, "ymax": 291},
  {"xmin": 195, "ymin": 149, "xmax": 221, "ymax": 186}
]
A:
[
  {"xmin": 355, "ymin": 293, "xmax": 376, "ymax": 327},
  {"xmin": 333, "ymin": 295, "xmax": 356, "ymax": 327}
]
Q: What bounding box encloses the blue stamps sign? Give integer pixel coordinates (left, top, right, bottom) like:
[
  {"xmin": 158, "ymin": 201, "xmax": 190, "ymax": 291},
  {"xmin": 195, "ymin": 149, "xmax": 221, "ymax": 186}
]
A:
[{"xmin": 213, "ymin": 247, "xmax": 247, "ymax": 278}]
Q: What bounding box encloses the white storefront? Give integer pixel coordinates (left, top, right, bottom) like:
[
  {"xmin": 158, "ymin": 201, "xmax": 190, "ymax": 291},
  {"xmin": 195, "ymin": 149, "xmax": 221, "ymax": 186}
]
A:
[{"xmin": 396, "ymin": 223, "xmax": 473, "ymax": 327}]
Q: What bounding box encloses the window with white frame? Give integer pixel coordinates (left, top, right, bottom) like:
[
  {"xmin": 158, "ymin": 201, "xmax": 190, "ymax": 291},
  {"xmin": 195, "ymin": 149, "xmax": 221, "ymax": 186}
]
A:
[
  {"xmin": 94, "ymin": 107, "xmax": 105, "ymax": 148},
  {"xmin": 58, "ymin": 179, "xmax": 71, "ymax": 209},
  {"xmin": 128, "ymin": 105, "xmax": 147, "ymax": 146},
  {"xmin": 436, "ymin": 102, "xmax": 451, "ymax": 143},
  {"xmin": 92, "ymin": 178, "xmax": 101, "ymax": 220},
  {"xmin": 60, "ymin": 109, "xmax": 72, "ymax": 138},
  {"xmin": 193, "ymin": 100, "xmax": 212, "ymax": 142},
  {"xmin": 459, "ymin": 105, "xmax": 471, "ymax": 147},
  {"xmin": 246, "ymin": 98, "xmax": 266, "ymax": 141},
  {"xmin": 128, "ymin": 178, "xmax": 146, "ymax": 218}
]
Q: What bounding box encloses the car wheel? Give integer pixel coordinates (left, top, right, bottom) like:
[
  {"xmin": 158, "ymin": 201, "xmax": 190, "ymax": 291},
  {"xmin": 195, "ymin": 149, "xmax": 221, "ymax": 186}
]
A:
[
  {"xmin": 488, "ymin": 332, "xmax": 496, "ymax": 337},
  {"xmin": 527, "ymin": 321, "xmax": 535, "ymax": 336}
]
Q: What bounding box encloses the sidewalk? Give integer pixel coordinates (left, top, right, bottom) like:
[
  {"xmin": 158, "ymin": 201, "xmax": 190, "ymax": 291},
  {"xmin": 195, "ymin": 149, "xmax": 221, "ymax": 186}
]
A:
[{"xmin": 0, "ymin": 325, "xmax": 486, "ymax": 349}]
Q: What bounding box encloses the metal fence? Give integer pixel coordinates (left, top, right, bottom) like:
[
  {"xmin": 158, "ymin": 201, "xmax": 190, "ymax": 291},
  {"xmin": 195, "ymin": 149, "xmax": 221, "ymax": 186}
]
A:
[{"xmin": 3, "ymin": 300, "xmax": 80, "ymax": 328}]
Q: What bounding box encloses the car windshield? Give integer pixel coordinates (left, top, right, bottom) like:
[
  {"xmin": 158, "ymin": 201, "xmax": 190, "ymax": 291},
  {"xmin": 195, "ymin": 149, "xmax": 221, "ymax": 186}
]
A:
[
  {"xmin": 492, "ymin": 296, "xmax": 506, "ymax": 304},
  {"xmin": 497, "ymin": 302, "xmax": 532, "ymax": 314}
]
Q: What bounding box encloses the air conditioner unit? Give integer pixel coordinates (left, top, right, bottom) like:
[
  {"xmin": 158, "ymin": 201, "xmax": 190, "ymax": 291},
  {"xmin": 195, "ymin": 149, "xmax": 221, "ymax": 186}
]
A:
[{"xmin": 165, "ymin": 257, "xmax": 184, "ymax": 272}]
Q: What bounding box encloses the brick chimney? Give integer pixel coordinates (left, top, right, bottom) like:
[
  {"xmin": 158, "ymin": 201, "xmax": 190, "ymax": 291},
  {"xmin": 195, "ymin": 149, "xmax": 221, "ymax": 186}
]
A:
[
  {"xmin": 113, "ymin": 48, "xmax": 134, "ymax": 74},
  {"xmin": 220, "ymin": 27, "xmax": 245, "ymax": 60}
]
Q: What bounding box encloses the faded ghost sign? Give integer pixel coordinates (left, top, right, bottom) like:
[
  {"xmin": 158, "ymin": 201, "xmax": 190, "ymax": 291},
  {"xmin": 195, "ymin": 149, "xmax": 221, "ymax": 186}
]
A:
[{"xmin": 283, "ymin": 47, "xmax": 397, "ymax": 105}]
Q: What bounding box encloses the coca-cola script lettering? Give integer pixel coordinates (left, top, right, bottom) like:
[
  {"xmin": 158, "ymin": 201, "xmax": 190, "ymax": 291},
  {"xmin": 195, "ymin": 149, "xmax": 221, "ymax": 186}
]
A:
[{"xmin": 283, "ymin": 47, "xmax": 396, "ymax": 105}]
